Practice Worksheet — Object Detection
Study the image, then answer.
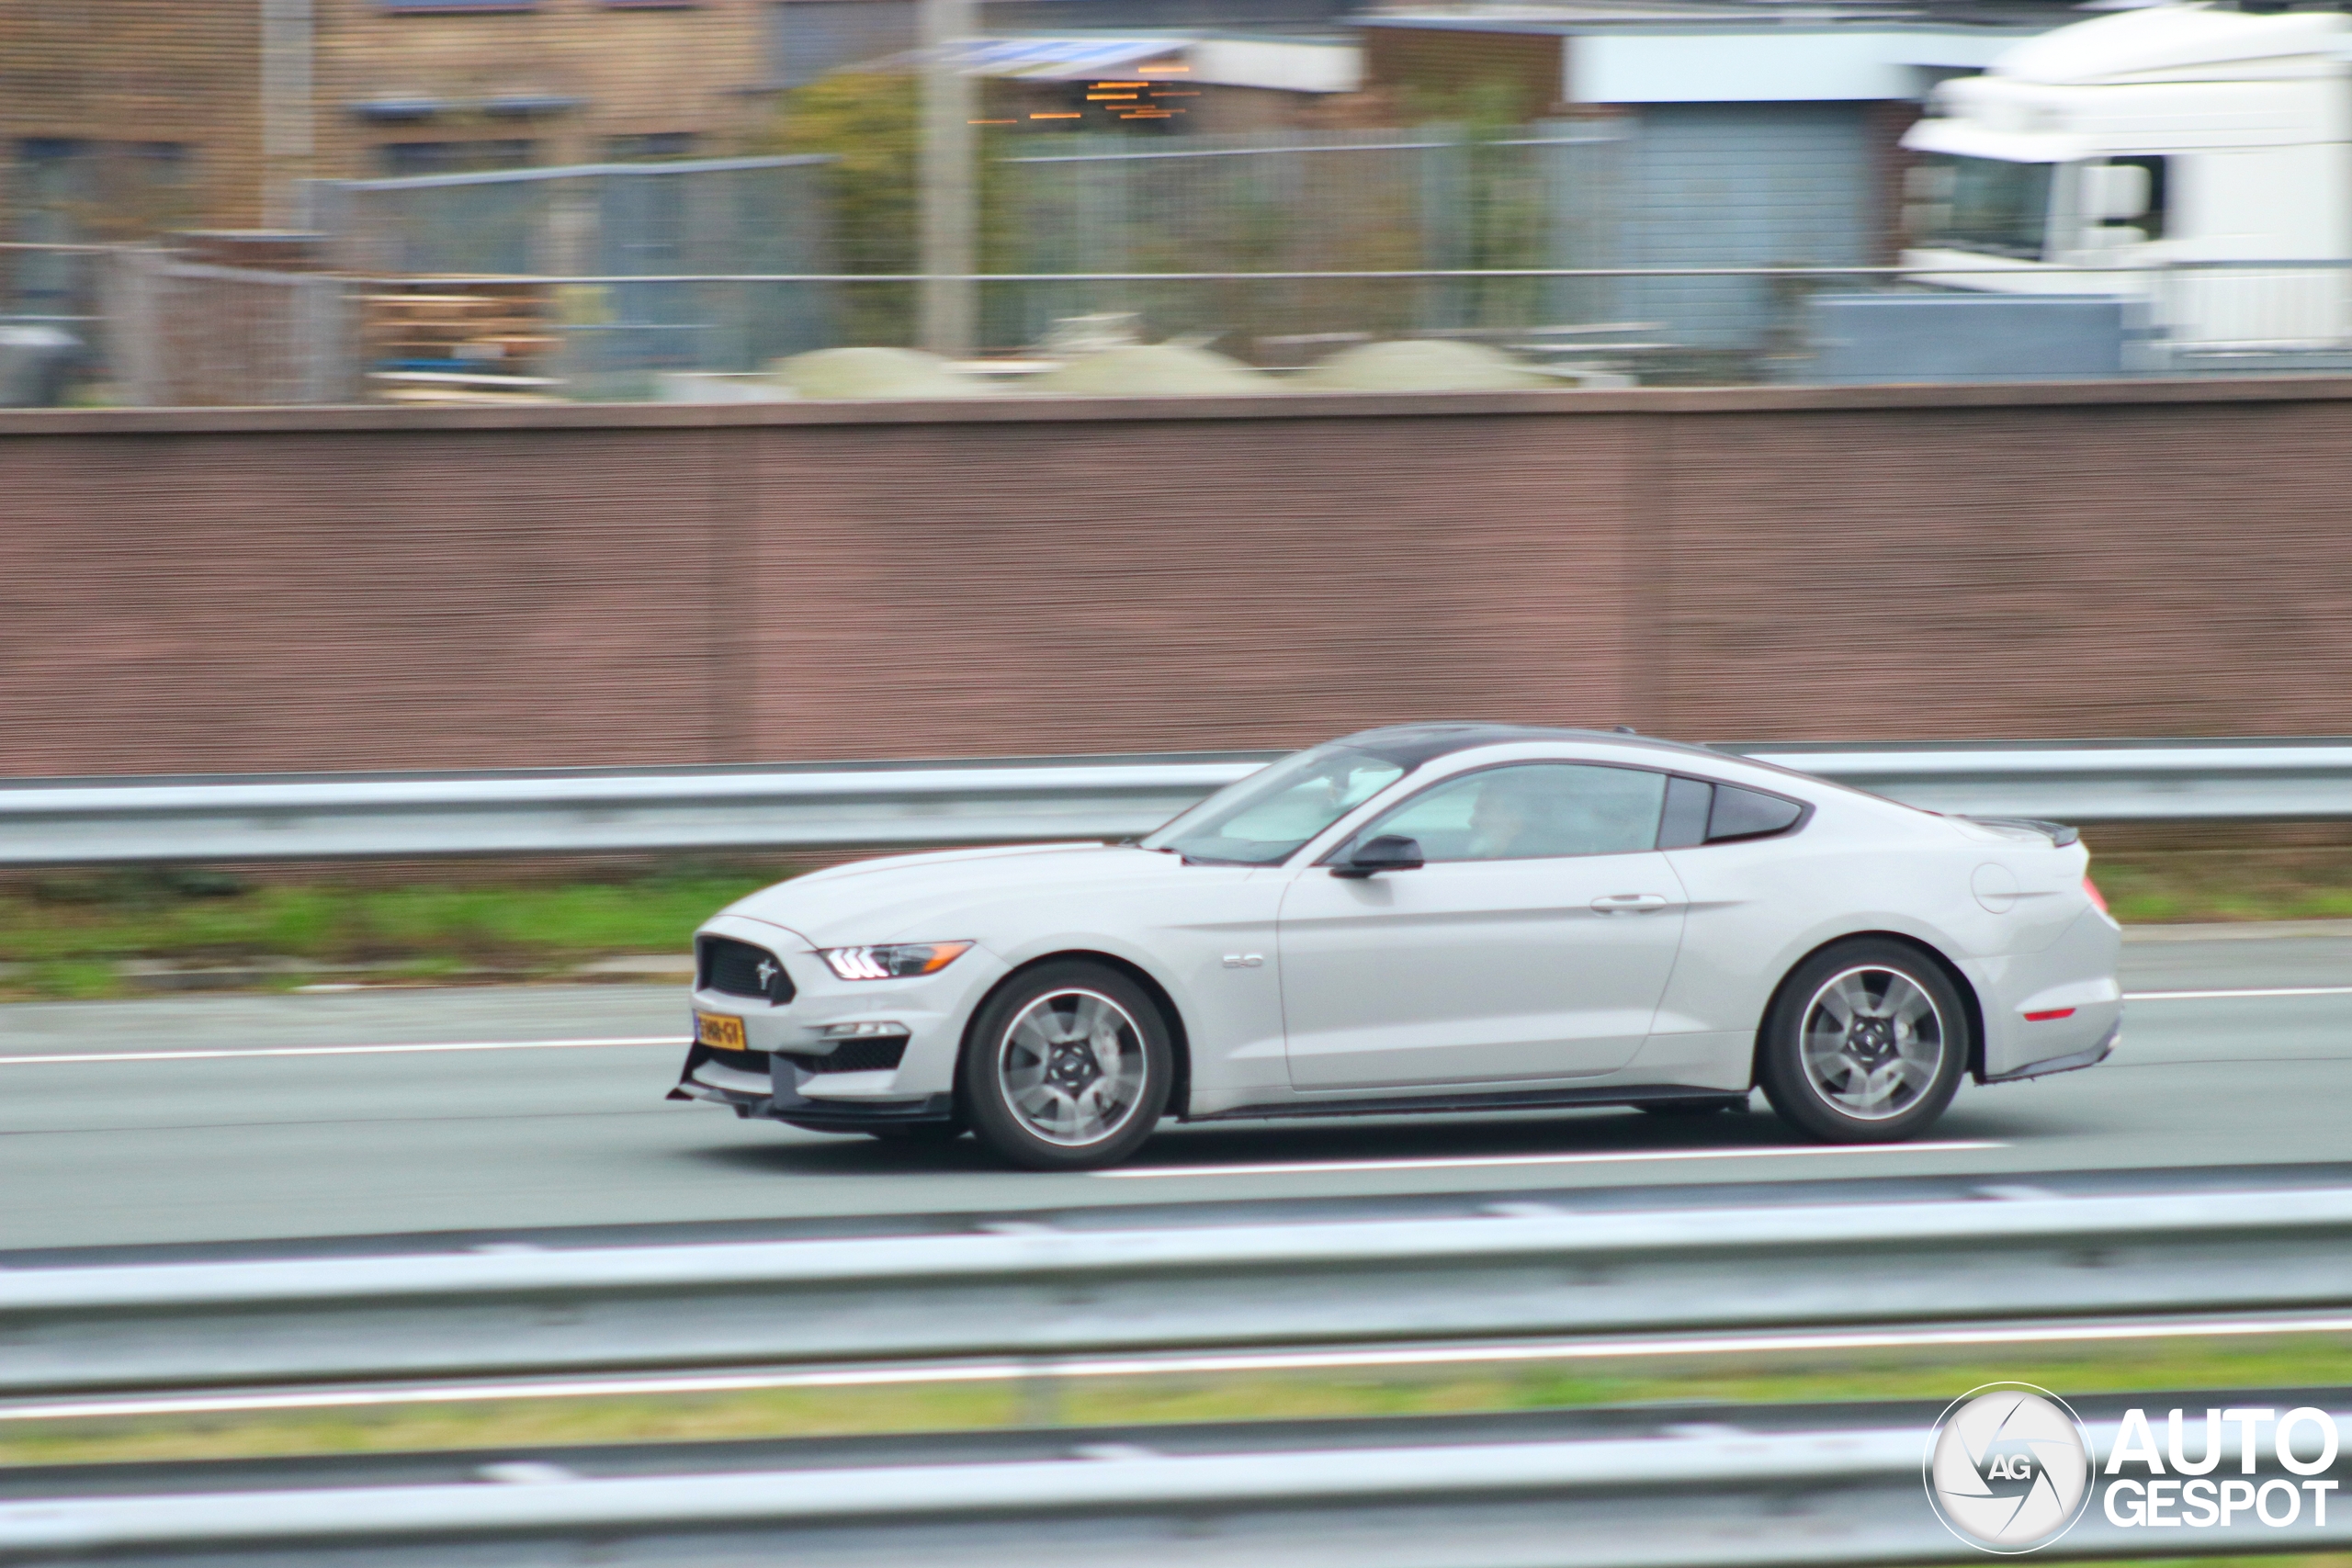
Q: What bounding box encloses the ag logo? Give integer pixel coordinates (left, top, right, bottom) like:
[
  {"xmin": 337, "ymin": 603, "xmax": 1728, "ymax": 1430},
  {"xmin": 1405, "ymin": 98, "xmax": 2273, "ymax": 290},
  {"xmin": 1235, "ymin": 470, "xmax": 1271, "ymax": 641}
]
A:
[{"xmin": 1926, "ymin": 1383, "xmax": 2095, "ymax": 1553}]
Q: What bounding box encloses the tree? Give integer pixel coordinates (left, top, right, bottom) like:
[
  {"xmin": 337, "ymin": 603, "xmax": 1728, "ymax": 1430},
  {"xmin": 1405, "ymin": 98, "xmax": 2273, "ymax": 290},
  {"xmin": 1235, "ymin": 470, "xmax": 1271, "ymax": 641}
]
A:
[{"xmin": 762, "ymin": 72, "xmax": 922, "ymax": 344}]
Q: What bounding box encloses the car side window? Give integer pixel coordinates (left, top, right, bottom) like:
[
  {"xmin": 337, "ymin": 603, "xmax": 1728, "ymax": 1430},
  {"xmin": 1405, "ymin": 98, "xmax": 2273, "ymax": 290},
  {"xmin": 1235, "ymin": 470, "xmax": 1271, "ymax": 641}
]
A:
[
  {"xmin": 1658, "ymin": 776, "xmax": 1713, "ymax": 849},
  {"xmin": 1708, "ymin": 783, "xmax": 1806, "ymax": 842},
  {"xmin": 1350, "ymin": 763, "xmax": 1668, "ymax": 863},
  {"xmin": 1657, "ymin": 777, "xmax": 1811, "ymax": 848}
]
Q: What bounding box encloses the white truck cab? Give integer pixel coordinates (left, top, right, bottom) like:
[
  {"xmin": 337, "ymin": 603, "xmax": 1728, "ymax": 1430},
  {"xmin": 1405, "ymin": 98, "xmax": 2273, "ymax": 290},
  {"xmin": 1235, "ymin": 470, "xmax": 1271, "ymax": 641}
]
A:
[{"xmin": 1902, "ymin": 4, "xmax": 2352, "ymax": 352}]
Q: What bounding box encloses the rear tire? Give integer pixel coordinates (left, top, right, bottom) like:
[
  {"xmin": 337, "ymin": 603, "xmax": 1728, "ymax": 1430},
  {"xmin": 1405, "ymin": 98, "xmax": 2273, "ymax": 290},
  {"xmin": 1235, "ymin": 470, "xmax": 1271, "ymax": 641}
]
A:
[
  {"xmin": 1758, "ymin": 939, "xmax": 1967, "ymax": 1144},
  {"xmin": 962, "ymin": 961, "xmax": 1172, "ymax": 1171}
]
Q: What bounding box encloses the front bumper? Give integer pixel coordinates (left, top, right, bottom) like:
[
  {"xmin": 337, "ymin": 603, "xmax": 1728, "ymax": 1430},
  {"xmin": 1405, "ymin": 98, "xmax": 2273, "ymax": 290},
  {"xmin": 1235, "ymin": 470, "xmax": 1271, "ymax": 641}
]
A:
[
  {"xmin": 671, "ymin": 1040, "xmax": 957, "ymax": 1129},
  {"xmin": 672, "ymin": 913, "xmax": 997, "ymax": 1129}
]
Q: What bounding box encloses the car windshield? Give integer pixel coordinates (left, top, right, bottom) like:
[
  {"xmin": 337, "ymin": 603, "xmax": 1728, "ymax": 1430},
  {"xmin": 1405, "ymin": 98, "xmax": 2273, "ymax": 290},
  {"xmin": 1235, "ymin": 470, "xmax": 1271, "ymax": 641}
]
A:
[
  {"xmin": 1141, "ymin": 744, "xmax": 1407, "ymax": 865},
  {"xmin": 1905, "ymin": 153, "xmax": 2054, "ymax": 261}
]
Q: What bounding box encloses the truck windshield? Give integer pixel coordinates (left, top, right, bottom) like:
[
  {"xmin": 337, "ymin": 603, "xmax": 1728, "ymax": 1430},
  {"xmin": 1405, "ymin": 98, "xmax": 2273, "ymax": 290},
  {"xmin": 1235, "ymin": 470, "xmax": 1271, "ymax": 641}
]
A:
[{"xmin": 1906, "ymin": 154, "xmax": 2054, "ymax": 261}]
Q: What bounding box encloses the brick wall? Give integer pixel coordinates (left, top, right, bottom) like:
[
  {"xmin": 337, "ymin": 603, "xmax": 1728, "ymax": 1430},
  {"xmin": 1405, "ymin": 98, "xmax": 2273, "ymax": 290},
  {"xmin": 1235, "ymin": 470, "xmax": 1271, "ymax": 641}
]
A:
[
  {"xmin": 0, "ymin": 0, "xmax": 267, "ymax": 239},
  {"xmin": 0, "ymin": 0, "xmax": 780, "ymax": 245},
  {"xmin": 1359, "ymin": 24, "xmax": 1567, "ymax": 121},
  {"xmin": 315, "ymin": 0, "xmax": 772, "ymax": 179},
  {"xmin": 1, "ymin": 379, "xmax": 2346, "ymax": 778}
]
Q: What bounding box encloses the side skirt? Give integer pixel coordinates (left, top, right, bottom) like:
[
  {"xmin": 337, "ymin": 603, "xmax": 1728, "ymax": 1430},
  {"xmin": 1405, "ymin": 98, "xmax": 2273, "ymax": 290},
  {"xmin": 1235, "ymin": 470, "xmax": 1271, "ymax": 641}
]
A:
[{"xmin": 1182, "ymin": 1084, "xmax": 1747, "ymax": 1124}]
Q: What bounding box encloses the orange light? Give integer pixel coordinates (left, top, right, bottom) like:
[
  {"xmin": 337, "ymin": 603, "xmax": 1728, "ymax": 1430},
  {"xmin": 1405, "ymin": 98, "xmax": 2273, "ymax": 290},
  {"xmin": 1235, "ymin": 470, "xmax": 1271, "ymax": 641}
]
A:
[
  {"xmin": 1090, "ymin": 81, "xmax": 1148, "ymax": 87},
  {"xmin": 908, "ymin": 941, "xmax": 975, "ymax": 976},
  {"xmin": 1028, "ymin": 112, "xmax": 1081, "ymax": 119},
  {"xmin": 1086, "ymin": 93, "xmax": 1138, "ymax": 100}
]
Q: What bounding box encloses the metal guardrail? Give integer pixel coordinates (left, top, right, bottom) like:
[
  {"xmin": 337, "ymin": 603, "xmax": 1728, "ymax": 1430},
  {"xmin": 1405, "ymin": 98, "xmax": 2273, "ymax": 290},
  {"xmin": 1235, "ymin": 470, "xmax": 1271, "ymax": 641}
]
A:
[
  {"xmin": 1740, "ymin": 737, "xmax": 2352, "ymax": 824},
  {"xmin": 0, "ymin": 751, "xmax": 1280, "ymax": 866},
  {"xmin": 12, "ymin": 1190, "xmax": 2352, "ymax": 1564},
  {"xmin": 3, "ymin": 737, "xmax": 2350, "ymax": 866},
  {"xmin": 4, "ymin": 1406, "xmax": 2346, "ymax": 1565},
  {"xmin": 11, "ymin": 1185, "xmax": 2352, "ymax": 1399}
]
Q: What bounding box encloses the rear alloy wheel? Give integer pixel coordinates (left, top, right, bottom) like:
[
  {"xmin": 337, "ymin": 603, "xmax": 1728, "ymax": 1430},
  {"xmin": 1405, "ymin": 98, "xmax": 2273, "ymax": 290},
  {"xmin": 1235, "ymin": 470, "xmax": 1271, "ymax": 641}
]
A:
[
  {"xmin": 1759, "ymin": 941, "xmax": 1967, "ymax": 1143},
  {"xmin": 962, "ymin": 961, "xmax": 1172, "ymax": 1171}
]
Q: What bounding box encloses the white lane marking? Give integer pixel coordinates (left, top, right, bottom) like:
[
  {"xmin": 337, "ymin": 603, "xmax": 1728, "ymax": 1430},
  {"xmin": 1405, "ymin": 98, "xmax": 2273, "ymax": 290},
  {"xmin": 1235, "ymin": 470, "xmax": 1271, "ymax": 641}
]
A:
[
  {"xmin": 0, "ymin": 1036, "xmax": 684, "ymax": 1066},
  {"xmin": 2125, "ymin": 986, "xmax": 2352, "ymax": 1001},
  {"xmin": 1095, "ymin": 1140, "xmax": 2004, "ymax": 1180},
  {"xmin": 6, "ymin": 1309, "xmax": 2346, "ymax": 1425}
]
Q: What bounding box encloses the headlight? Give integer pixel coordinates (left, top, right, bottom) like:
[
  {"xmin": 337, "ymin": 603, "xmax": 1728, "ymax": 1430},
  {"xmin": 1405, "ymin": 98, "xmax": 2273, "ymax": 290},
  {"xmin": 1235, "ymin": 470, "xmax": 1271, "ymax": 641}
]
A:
[{"xmin": 820, "ymin": 941, "xmax": 973, "ymax": 981}]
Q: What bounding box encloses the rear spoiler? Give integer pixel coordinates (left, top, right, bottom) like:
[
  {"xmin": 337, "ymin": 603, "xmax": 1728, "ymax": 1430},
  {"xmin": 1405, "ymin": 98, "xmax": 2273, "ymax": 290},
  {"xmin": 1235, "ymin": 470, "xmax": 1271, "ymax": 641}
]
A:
[{"xmin": 1961, "ymin": 815, "xmax": 2080, "ymax": 848}]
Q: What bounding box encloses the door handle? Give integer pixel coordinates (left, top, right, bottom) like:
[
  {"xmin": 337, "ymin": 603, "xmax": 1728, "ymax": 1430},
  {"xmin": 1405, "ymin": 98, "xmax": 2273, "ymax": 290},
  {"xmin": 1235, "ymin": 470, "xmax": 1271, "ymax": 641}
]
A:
[{"xmin": 1591, "ymin": 892, "xmax": 1669, "ymax": 914}]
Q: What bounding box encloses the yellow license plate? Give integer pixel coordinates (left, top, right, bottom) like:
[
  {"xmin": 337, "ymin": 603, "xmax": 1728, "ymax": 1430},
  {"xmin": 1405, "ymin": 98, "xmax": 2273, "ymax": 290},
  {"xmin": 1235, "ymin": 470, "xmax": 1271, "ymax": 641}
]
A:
[{"xmin": 695, "ymin": 1012, "xmax": 748, "ymax": 1052}]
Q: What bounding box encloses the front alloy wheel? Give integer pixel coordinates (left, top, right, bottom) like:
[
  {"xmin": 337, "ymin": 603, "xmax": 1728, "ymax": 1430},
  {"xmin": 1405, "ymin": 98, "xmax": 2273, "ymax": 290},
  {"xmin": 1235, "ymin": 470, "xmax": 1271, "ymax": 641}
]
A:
[
  {"xmin": 1760, "ymin": 941, "xmax": 1966, "ymax": 1143},
  {"xmin": 963, "ymin": 961, "xmax": 1171, "ymax": 1169}
]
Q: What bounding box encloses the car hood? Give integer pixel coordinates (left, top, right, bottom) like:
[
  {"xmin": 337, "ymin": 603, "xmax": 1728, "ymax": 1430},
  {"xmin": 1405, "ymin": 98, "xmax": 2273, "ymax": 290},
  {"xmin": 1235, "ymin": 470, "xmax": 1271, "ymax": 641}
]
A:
[{"xmin": 716, "ymin": 841, "xmax": 1195, "ymax": 949}]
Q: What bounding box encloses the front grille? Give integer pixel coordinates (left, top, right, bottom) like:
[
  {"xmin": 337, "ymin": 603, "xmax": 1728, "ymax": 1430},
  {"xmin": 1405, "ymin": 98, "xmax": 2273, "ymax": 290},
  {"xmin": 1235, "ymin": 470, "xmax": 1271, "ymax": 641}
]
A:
[
  {"xmin": 698, "ymin": 935, "xmax": 795, "ymax": 1004},
  {"xmin": 779, "ymin": 1035, "xmax": 908, "ymax": 1075}
]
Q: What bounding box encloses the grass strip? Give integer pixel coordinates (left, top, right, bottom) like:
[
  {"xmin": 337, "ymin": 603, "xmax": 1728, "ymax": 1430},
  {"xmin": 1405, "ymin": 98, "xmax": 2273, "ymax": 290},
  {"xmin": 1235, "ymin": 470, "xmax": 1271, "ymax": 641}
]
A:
[
  {"xmin": 2097, "ymin": 845, "xmax": 2352, "ymax": 926},
  {"xmin": 9, "ymin": 1330, "xmax": 2352, "ymax": 1470},
  {"xmin": 0, "ymin": 869, "xmax": 775, "ymax": 1000},
  {"xmin": 3, "ymin": 829, "xmax": 2350, "ymax": 1000}
]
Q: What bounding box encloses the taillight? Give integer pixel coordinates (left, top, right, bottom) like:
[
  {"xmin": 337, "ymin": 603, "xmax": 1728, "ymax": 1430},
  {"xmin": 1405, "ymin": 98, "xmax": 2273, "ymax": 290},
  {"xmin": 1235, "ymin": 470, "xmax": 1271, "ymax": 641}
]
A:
[{"xmin": 2083, "ymin": 875, "xmax": 2109, "ymax": 914}]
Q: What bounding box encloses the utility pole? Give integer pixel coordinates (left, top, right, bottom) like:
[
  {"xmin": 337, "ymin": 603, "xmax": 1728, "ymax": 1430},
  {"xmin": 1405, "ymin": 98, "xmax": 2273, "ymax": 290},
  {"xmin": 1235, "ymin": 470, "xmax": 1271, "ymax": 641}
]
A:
[
  {"xmin": 259, "ymin": 0, "xmax": 315, "ymax": 231},
  {"xmin": 917, "ymin": 0, "xmax": 977, "ymax": 358}
]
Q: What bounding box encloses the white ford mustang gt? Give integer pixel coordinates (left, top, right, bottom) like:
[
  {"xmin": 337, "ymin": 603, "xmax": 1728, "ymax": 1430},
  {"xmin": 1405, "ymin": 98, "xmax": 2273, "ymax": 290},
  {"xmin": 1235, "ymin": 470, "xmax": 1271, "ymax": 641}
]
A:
[{"xmin": 672, "ymin": 726, "xmax": 2120, "ymax": 1169}]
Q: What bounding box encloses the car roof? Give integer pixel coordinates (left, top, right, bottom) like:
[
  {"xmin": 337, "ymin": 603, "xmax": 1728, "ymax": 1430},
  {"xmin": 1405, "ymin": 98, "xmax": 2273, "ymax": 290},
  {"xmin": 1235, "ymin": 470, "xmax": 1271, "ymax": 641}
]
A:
[
  {"xmin": 1331, "ymin": 723, "xmax": 1731, "ymax": 772},
  {"xmin": 1329, "ymin": 724, "xmax": 1941, "ymax": 826}
]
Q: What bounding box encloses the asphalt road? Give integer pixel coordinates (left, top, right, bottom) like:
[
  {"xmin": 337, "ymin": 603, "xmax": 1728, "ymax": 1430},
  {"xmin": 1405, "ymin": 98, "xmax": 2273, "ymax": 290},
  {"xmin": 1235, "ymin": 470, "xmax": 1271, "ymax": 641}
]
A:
[{"xmin": 3, "ymin": 926, "xmax": 2348, "ymax": 1252}]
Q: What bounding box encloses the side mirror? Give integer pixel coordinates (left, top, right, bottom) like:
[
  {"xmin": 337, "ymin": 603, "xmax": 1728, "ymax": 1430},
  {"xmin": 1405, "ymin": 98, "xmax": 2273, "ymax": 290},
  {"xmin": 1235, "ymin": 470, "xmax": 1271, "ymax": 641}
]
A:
[{"xmin": 1332, "ymin": 834, "xmax": 1425, "ymax": 879}]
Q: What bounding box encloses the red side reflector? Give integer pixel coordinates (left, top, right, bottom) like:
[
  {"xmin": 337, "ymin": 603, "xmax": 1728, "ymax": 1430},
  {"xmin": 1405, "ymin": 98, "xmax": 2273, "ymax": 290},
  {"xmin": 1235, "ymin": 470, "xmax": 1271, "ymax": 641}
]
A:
[
  {"xmin": 2082, "ymin": 875, "xmax": 2109, "ymax": 914},
  {"xmin": 2023, "ymin": 1008, "xmax": 2076, "ymax": 1022}
]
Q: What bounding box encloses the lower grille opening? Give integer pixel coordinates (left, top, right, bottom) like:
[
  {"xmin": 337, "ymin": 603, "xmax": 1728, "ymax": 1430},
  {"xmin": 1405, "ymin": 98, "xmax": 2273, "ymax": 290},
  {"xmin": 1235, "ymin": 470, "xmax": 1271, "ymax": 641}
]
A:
[{"xmin": 779, "ymin": 1035, "xmax": 909, "ymax": 1075}]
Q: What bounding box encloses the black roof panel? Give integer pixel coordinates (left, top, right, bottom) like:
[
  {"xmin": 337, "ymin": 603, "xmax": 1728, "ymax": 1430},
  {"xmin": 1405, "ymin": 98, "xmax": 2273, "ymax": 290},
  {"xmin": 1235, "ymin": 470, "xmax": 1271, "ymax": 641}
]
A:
[{"xmin": 1331, "ymin": 724, "xmax": 1726, "ymax": 771}]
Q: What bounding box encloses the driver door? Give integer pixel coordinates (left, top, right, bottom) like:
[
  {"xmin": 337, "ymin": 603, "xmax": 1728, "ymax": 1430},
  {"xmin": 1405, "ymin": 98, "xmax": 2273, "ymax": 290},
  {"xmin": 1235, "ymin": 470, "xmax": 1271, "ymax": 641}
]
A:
[{"xmin": 1278, "ymin": 761, "xmax": 1689, "ymax": 1089}]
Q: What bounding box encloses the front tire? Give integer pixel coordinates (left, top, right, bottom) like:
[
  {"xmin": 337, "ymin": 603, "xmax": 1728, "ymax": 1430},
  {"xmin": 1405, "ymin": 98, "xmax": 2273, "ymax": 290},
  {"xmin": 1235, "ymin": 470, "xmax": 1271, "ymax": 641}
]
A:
[
  {"xmin": 1758, "ymin": 940, "xmax": 1967, "ymax": 1144},
  {"xmin": 962, "ymin": 961, "xmax": 1172, "ymax": 1171}
]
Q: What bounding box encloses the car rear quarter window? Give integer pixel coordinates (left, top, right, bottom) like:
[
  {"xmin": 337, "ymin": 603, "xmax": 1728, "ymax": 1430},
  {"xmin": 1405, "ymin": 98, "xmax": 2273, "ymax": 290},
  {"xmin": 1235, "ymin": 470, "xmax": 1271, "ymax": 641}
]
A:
[
  {"xmin": 1658, "ymin": 775, "xmax": 1713, "ymax": 849},
  {"xmin": 1705, "ymin": 784, "xmax": 1808, "ymax": 843}
]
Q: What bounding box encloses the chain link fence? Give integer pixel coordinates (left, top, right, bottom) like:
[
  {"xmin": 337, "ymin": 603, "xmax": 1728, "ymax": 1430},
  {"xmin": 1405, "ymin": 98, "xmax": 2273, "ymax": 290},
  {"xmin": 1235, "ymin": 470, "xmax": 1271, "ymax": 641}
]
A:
[
  {"xmin": 104, "ymin": 250, "xmax": 350, "ymax": 406},
  {"xmin": 318, "ymin": 155, "xmax": 839, "ymax": 398},
  {"xmin": 17, "ymin": 125, "xmax": 2352, "ymax": 405},
  {"xmin": 991, "ymin": 123, "xmax": 1626, "ymax": 358}
]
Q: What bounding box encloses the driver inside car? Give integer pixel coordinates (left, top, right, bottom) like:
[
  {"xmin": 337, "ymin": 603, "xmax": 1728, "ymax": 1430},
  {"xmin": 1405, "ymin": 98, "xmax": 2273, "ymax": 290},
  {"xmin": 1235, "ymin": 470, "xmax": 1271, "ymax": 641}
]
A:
[{"xmin": 1466, "ymin": 770, "xmax": 1573, "ymax": 859}]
